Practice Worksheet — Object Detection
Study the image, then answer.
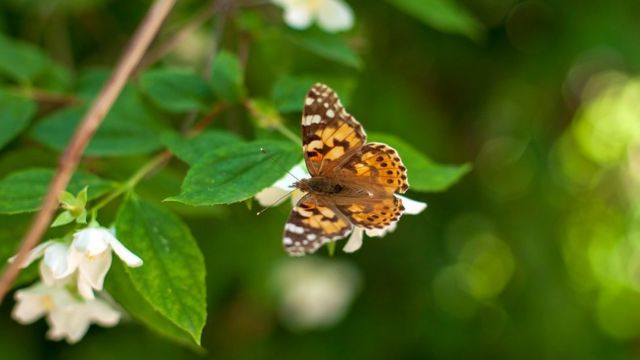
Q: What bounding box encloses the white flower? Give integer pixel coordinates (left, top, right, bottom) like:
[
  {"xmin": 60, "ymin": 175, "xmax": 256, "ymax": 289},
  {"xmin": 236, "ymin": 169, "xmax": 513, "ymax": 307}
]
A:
[
  {"xmin": 273, "ymin": 258, "xmax": 360, "ymax": 329},
  {"xmin": 11, "ymin": 240, "xmax": 72, "ymax": 282},
  {"xmin": 272, "ymin": 0, "xmax": 354, "ymax": 32},
  {"xmin": 12, "ymin": 282, "xmax": 120, "ymax": 344},
  {"xmin": 256, "ymin": 163, "xmax": 428, "ymax": 253},
  {"xmin": 68, "ymin": 227, "xmax": 143, "ymax": 299},
  {"xmin": 11, "ymin": 227, "xmax": 143, "ymax": 300}
]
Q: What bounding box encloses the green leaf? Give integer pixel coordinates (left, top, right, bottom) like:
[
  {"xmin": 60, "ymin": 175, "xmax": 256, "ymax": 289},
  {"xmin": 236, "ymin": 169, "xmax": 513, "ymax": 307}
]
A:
[
  {"xmin": 51, "ymin": 211, "xmax": 74, "ymax": 227},
  {"xmin": 285, "ymin": 30, "xmax": 362, "ymax": 69},
  {"xmin": 0, "ymin": 89, "xmax": 37, "ymax": 150},
  {"xmin": 139, "ymin": 68, "xmax": 213, "ymax": 113},
  {"xmin": 115, "ymin": 195, "xmax": 206, "ymax": 344},
  {"xmin": 387, "ymin": 0, "xmax": 483, "ymax": 40},
  {"xmin": 106, "ymin": 260, "xmax": 200, "ymax": 349},
  {"xmin": 167, "ymin": 140, "xmax": 301, "ymax": 206},
  {"xmin": 368, "ymin": 132, "xmax": 471, "ymax": 192},
  {"xmin": 210, "ymin": 51, "xmax": 245, "ymax": 104},
  {"xmin": 0, "ymin": 214, "xmax": 31, "ymax": 264},
  {"xmin": 31, "ymin": 86, "xmax": 166, "ymax": 156},
  {"xmin": 272, "ymin": 76, "xmax": 356, "ymax": 113},
  {"xmin": 162, "ymin": 130, "xmax": 244, "ymax": 166},
  {"xmin": 0, "ymin": 168, "xmax": 116, "ymax": 214},
  {"xmin": 0, "ymin": 33, "xmax": 49, "ymax": 84}
]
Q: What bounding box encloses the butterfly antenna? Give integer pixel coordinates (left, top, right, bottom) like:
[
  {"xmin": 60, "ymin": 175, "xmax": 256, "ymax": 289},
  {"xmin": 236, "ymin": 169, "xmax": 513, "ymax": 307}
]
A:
[
  {"xmin": 259, "ymin": 147, "xmax": 301, "ymax": 182},
  {"xmin": 256, "ymin": 189, "xmax": 297, "ymax": 216}
]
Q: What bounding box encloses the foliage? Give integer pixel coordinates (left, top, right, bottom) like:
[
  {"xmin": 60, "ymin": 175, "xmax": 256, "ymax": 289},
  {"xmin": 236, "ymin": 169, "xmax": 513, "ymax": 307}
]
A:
[{"xmin": 0, "ymin": 0, "xmax": 638, "ymax": 359}]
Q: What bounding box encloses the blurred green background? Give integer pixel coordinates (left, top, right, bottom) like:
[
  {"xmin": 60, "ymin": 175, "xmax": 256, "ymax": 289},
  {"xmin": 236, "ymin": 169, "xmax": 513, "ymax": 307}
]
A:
[{"xmin": 1, "ymin": 0, "xmax": 640, "ymax": 358}]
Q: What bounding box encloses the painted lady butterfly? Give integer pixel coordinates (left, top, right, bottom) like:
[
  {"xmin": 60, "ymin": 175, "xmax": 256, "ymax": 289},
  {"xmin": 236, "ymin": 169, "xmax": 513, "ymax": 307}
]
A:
[{"xmin": 284, "ymin": 83, "xmax": 409, "ymax": 256}]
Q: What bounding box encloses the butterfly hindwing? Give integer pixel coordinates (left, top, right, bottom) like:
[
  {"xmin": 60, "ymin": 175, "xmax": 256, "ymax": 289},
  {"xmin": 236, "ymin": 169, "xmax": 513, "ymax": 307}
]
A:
[
  {"xmin": 302, "ymin": 83, "xmax": 366, "ymax": 176},
  {"xmin": 339, "ymin": 142, "xmax": 409, "ymax": 194},
  {"xmin": 283, "ymin": 194, "xmax": 353, "ymax": 256},
  {"xmin": 336, "ymin": 196, "xmax": 405, "ymax": 231}
]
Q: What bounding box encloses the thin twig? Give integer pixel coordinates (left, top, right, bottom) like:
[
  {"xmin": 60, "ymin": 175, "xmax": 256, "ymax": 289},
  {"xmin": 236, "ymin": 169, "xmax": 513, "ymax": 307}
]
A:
[
  {"xmin": 186, "ymin": 101, "xmax": 227, "ymax": 137},
  {"xmin": 8, "ymin": 86, "xmax": 80, "ymax": 107},
  {"xmin": 0, "ymin": 0, "xmax": 177, "ymax": 304}
]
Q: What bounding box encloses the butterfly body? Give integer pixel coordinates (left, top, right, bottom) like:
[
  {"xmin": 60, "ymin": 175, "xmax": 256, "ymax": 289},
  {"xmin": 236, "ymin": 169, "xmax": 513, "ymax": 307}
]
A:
[{"xmin": 283, "ymin": 83, "xmax": 410, "ymax": 256}]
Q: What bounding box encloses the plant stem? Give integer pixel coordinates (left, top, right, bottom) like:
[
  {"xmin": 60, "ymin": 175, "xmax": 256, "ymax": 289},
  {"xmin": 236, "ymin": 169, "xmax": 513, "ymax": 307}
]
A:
[
  {"xmin": 90, "ymin": 151, "xmax": 173, "ymax": 213},
  {"xmin": 0, "ymin": 0, "xmax": 177, "ymax": 304},
  {"xmin": 7, "ymin": 86, "xmax": 80, "ymax": 106}
]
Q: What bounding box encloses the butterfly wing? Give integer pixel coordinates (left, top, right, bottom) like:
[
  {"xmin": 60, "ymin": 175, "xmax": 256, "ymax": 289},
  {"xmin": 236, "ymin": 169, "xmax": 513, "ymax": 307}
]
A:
[
  {"xmin": 336, "ymin": 196, "xmax": 405, "ymax": 231},
  {"xmin": 301, "ymin": 83, "xmax": 367, "ymax": 176},
  {"xmin": 332, "ymin": 142, "xmax": 410, "ymax": 230},
  {"xmin": 283, "ymin": 194, "xmax": 353, "ymax": 256}
]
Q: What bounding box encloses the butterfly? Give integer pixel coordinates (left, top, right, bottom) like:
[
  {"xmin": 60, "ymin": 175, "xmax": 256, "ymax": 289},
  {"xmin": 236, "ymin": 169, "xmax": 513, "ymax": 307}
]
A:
[{"xmin": 283, "ymin": 83, "xmax": 409, "ymax": 256}]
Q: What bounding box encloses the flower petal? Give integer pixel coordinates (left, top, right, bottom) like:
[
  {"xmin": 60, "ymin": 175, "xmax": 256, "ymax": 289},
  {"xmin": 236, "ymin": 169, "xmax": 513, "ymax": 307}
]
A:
[
  {"xmin": 107, "ymin": 237, "xmax": 143, "ymax": 267},
  {"xmin": 9, "ymin": 240, "xmax": 53, "ymax": 268},
  {"xmin": 316, "ymin": 0, "xmax": 354, "ymax": 32},
  {"xmin": 397, "ymin": 195, "xmax": 427, "ymax": 215},
  {"xmin": 78, "ymin": 250, "xmax": 112, "ymax": 292},
  {"xmin": 255, "ymin": 186, "xmax": 291, "ymax": 207},
  {"xmin": 84, "ymin": 299, "xmax": 121, "ymax": 326},
  {"xmin": 12, "ymin": 288, "xmax": 47, "ymax": 324},
  {"xmin": 77, "ymin": 276, "xmax": 95, "ymax": 300},
  {"xmin": 274, "ymin": 163, "xmax": 308, "ymax": 190},
  {"xmin": 39, "ymin": 261, "xmax": 57, "ymax": 286},
  {"xmin": 48, "ymin": 306, "xmax": 90, "ymax": 344},
  {"xmin": 72, "ymin": 228, "xmax": 110, "ymax": 256},
  {"xmin": 43, "ymin": 243, "xmax": 71, "ymax": 279},
  {"xmin": 342, "ymin": 227, "xmax": 363, "ymax": 253},
  {"xmin": 284, "ymin": 5, "xmax": 313, "ymax": 29},
  {"xmin": 365, "ymin": 223, "xmax": 398, "ymax": 238}
]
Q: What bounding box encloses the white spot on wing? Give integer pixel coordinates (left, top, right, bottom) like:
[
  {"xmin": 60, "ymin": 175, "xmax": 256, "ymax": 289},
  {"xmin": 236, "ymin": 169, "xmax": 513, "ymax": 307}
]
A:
[
  {"xmin": 326, "ymin": 109, "xmax": 335, "ymax": 118},
  {"xmin": 285, "ymin": 223, "xmax": 305, "ymax": 234},
  {"xmin": 302, "ymin": 114, "xmax": 322, "ymax": 125}
]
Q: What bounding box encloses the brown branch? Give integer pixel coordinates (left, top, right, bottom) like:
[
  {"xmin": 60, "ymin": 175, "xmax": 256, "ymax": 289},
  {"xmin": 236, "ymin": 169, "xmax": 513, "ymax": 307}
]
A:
[
  {"xmin": 28, "ymin": 88, "xmax": 81, "ymax": 107},
  {"xmin": 0, "ymin": 0, "xmax": 177, "ymax": 304}
]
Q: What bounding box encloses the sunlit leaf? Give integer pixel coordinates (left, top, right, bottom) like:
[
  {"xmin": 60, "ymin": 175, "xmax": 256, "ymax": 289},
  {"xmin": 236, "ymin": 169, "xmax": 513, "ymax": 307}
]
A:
[
  {"xmin": 167, "ymin": 140, "xmax": 300, "ymax": 205},
  {"xmin": 284, "ymin": 30, "xmax": 362, "ymax": 69},
  {"xmin": 115, "ymin": 195, "xmax": 207, "ymax": 344},
  {"xmin": 162, "ymin": 130, "xmax": 244, "ymax": 166},
  {"xmin": 210, "ymin": 51, "xmax": 245, "ymax": 104},
  {"xmin": 369, "ymin": 132, "xmax": 470, "ymax": 192},
  {"xmin": 139, "ymin": 68, "xmax": 213, "ymax": 113},
  {"xmin": 0, "ymin": 89, "xmax": 36, "ymax": 150},
  {"xmin": 0, "ymin": 168, "xmax": 115, "ymax": 214},
  {"xmin": 387, "ymin": 0, "xmax": 483, "ymax": 40}
]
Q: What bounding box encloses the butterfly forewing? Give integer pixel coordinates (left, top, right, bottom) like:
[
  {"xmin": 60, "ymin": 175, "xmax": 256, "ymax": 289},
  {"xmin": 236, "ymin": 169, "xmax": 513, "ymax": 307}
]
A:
[{"xmin": 302, "ymin": 83, "xmax": 366, "ymax": 176}]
